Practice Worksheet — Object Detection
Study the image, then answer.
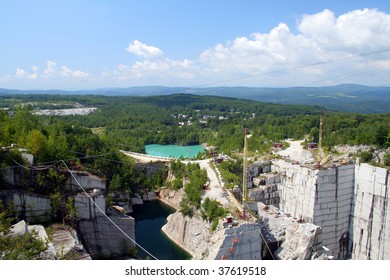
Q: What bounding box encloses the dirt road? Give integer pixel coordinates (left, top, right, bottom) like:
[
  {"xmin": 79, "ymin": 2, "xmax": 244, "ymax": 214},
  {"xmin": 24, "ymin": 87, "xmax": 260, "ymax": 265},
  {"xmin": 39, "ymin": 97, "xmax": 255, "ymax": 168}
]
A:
[{"xmin": 121, "ymin": 151, "xmax": 230, "ymax": 206}]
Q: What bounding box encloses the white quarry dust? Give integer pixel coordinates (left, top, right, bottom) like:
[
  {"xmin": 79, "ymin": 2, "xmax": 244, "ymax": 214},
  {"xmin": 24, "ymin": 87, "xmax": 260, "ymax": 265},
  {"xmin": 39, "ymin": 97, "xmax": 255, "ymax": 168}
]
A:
[
  {"xmin": 277, "ymin": 140, "xmax": 314, "ymax": 163},
  {"xmin": 197, "ymin": 160, "xmax": 230, "ymax": 206}
]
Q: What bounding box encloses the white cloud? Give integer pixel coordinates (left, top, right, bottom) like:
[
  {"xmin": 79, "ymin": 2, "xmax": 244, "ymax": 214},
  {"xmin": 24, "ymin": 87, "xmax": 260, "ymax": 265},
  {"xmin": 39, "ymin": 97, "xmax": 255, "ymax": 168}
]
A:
[
  {"xmin": 11, "ymin": 61, "xmax": 91, "ymax": 88},
  {"xmin": 16, "ymin": 68, "xmax": 27, "ymax": 79},
  {"xmin": 16, "ymin": 68, "xmax": 37, "ymax": 80},
  {"xmin": 126, "ymin": 40, "xmax": 163, "ymax": 58},
  {"xmin": 43, "ymin": 60, "xmax": 57, "ymax": 77},
  {"xmin": 107, "ymin": 9, "xmax": 390, "ymax": 87},
  {"xmin": 197, "ymin": 8, "xmax": 390, "ymax": 86},
  {"xmin": 107, "ymin": 58, "xmax": 195, "ymax": 84},
  {"xmin": 298, "ymin": 8, "xmax": 390, "ymax": 53},
  {"xmin": 61, "ymin": 66, "xmax": 90, "ymax": 78},
  {"xmin": 4, "ymin": 9, "xmax": 390, "ymax": 89}
]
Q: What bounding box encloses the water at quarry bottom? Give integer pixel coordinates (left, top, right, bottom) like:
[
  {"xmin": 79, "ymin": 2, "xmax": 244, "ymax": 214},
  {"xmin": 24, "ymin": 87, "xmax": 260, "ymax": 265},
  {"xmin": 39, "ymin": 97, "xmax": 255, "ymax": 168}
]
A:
[{"xmin": 131, "ymin": 200, "xmax": 192, "ymax": 260}]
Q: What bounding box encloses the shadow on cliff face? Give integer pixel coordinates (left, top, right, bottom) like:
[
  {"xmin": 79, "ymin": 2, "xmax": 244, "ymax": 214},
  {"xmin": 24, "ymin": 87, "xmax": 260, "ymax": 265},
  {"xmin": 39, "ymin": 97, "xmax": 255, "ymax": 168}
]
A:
[{"xmin": 258, "ymin": 218, "xmax": 281, "ymax": 260}]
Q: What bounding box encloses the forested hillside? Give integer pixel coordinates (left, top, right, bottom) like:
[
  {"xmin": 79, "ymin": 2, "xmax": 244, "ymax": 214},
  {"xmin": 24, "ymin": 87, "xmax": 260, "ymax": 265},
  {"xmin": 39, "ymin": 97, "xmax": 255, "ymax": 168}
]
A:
[
  {"xmin": 2, "ymin": 84, "xmax": 389, "ymax": 113},
  {"xmin": 1, "ymin": 93, "xmax": 389, "ymax": 241},
  {"xmin": 1, "ymin": 94, "xmax": 389, "ymax": 159}
]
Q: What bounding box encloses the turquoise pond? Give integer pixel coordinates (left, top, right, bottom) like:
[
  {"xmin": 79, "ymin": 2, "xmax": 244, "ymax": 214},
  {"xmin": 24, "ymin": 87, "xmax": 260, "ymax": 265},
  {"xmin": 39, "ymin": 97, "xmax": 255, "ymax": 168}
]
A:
[{"xmin": 144, "ymin": 144, "xmax": 205, "ymax": 159}]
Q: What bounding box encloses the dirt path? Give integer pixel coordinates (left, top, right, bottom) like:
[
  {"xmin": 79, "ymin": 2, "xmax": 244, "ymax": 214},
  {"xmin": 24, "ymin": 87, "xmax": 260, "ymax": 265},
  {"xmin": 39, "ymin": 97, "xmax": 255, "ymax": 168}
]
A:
[
  {"xmin": 121, "ymin": 151, "xmax": 229, "ymax": 206},
  {"xmin": 197, "ymin": 160, "xmax": 230, "ymax": 206}
]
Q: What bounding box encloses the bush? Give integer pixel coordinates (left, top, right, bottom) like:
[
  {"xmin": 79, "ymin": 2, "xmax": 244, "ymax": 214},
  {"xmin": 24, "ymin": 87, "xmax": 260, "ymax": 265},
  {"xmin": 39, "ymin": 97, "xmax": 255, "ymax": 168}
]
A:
[
  {"xmin": 201, "ymin": 198, "xmax": 226, "ymax": 225},
  {"xmin": 360, "ymin": 151, "xmax": 373, "ymax": 163},
  {"xmin": 384, "ymin": 153, "xmax": 390, "ymax": 167},
  {"xmin": 0, "ymin": 230, "xmax": 48, "ymax": 260},
  {"xmin": 179, "ymin": 200, "xmax": 192, "ymax": 217},
  {"xmin": 172, "ymin": 178, "xmax": 183, "ymax": 190}
]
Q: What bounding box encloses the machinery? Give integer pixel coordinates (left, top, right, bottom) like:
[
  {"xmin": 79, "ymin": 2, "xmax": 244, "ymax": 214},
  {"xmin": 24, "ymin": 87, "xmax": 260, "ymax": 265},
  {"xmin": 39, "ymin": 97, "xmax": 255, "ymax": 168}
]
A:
[{"xmin": 242, "ymin": 128, "xmax": 249, "ymax": 219}]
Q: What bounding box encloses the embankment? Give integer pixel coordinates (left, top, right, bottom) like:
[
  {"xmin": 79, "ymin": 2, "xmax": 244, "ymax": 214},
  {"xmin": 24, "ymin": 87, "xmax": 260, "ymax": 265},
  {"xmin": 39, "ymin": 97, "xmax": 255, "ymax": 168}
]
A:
[
  {"xmin": 159, "ymin": 188, "xmax": 225, "ymax": 259},
  {"xmin": 161, "ymin": 211, "xmax": 225, "ymax": 260}
]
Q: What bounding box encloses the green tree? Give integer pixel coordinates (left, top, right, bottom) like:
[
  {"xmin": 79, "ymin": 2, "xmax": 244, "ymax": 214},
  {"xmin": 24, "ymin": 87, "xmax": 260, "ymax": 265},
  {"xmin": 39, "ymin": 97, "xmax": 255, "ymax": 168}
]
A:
[
  {"xmin": 375, "ymin": 125, "xmax": 388, "ymax": 148},
  {"xmin": 26, "ymin": 129, "xmax": 46, "ymax": 157},
  {"xmin": 384, "ymin": 154, "xmax": 390, "ymax": 167},
  {"xmin": 65, "ymin": 197, "xmax": 76, "ymax": 225},
  {"xmin": 360, "ymin": 151, "xmax": 373, "ymax": 163},
  {"xmin": 201, "ymin": 198, "xmax": 226, "ymax": 232},
  {"xmin": 0, "ymin": 202, "xmax": 13, "ymax": 234},
  {"xmin": 0, "ymin": 231, "xmax": 48, "ymax": 260}
]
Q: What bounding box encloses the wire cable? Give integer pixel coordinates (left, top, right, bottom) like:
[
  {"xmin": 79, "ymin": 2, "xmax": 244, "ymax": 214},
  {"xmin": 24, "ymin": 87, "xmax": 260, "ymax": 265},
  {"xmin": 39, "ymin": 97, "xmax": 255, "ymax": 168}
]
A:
[
  {"xmin": 195, "ymin": 48, "xmax": 390, "ymax": 87},
  {"xmin": 4, "ymin": 154, "xmax": 159, "ymax": 260},
  {"xmin": 60, "ymin": 159, "xmax": 159, "ymax": 260},
  {"xmin": 258, "ymin": 225, "xmax": 276, "ymax": 260}
]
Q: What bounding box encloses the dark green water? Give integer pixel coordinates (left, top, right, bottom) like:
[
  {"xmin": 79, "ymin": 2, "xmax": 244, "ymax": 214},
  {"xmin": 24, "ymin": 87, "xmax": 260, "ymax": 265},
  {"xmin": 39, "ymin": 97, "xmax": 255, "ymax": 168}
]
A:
[{"xmin": 131, "ymin": 200, "xmax": 191, "ymax": 260}]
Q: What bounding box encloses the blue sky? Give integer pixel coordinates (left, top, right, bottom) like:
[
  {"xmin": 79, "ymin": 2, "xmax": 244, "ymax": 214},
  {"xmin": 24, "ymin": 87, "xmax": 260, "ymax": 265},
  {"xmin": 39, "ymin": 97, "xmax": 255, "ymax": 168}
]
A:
[{"xmin": 1, "ymin": 0, "xmax": 390, "ymax": 89}]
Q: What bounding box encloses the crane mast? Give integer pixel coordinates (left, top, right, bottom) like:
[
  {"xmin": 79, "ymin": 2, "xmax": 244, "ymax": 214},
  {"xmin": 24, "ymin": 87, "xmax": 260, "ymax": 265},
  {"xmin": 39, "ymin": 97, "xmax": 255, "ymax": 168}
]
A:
[
  {"xmin": 242, "ymin": 128, "xmax": 248, "ymax": 218},
  {"xmin": 318, "ymin": 110, "xmax": 323, "ymax": 162}
]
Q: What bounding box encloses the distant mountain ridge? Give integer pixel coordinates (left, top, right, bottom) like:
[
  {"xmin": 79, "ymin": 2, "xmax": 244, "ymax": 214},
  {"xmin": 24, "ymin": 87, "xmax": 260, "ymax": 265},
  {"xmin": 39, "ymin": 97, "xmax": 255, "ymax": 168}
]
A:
[{"xmin": 1, "ymin": 84, "xmax": 389, "ymax": 114}]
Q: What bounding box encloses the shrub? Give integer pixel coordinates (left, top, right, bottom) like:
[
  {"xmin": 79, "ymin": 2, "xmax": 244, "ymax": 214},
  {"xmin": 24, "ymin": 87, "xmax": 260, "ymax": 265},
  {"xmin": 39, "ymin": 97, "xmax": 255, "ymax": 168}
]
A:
[{"xmin": 360, "ymin": 151, "xmax": 373, "ymax": 163}]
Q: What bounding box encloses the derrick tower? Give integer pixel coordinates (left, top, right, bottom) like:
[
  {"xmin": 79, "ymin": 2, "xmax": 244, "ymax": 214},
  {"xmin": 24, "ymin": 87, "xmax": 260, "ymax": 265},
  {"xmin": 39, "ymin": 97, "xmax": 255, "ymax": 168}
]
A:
[{"xmin": 242, "ymin": 128, "xmax": 249, "ymax": 218}]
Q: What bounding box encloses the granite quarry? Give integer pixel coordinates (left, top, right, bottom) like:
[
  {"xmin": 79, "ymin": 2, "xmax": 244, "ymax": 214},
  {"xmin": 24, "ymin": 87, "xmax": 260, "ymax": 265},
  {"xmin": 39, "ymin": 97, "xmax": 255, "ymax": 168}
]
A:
[{"xmin": 1, "ymin": 143, "xmax": 389, "ymax": 260}]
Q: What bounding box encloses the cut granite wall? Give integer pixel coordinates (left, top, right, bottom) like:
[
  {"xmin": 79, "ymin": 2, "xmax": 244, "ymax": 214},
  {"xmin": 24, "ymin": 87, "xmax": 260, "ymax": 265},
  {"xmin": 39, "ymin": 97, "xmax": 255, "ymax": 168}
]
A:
[
  {"xmin": 78, "ymin": 214, "xmax": 135, "ymax": 258},
  {"xmin": 272, "ymin": 160, "xmax": 355, "ymax": 259},
  {"xmin": 0, "ymin": 190, "xmax": 52, "ymax": 223},
  {"xmin": 351, "ymin": 163, "xmax": 390, "ymax": 260}
]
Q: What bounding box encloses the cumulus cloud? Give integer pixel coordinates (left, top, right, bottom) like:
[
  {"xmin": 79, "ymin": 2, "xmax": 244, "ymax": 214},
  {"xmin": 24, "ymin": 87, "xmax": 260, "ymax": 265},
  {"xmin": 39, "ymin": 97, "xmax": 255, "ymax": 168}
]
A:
[
  {"xmin": 112, "ymin": 9, "xmax": 390, "ymax": 87},
  {"xmin": 16, "ymin": 68, "xmax": 27, "ymax": 79},
  {"xmin": 198, "ymin": 8, "xmax": 390, "ymax": 86},
  {"xmin": 13, "ymin": 61, "xmax": 90, "ymax": 87},
  {"xmin": 61, "ymin": 66, "xmax": 90, "ymax": 78},
  {"xmin": 43, "ymin": 60, "xmax": 58, "ymax": 77},
  {"xmin": 298, "ymin": 8, "xmax": 390, "ymax": 52},
  {"xmin": 108, "ymin": 58, "xmax": 195, "ymax": 84},
  {"xmin": 111, "ymin": 39, "xmax": 194, "ymax": 84},
  {"xmin": 5, "ymin": 9, "xmax": 390, "ymax": 88},
  {"xmin": 126, "ymin": 40, "xmax": 163, "ymax": 58},
  {"xmin": 16, "ymin": 67, "xmax": 37, "ymax": 80}
]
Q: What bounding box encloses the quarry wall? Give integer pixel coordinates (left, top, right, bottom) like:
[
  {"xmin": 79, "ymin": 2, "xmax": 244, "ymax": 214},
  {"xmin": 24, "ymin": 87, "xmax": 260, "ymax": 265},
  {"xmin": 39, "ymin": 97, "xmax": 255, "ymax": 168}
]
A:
[
  {"xmin": 65, "ymin": 171, "xmax": 106, "ymax": 192},
  {"xmin": 78, "ymin": 214, "xmax": 135, "ymax": 258},
  {"xmin": 0, "ymin": 190, "xmax": 52, "ymax": 223},
  {"xmin": 74, "ymin": 192, "xmax": 106, "ymax": 220},
  {"xmin": 313, "ymin": 164, "xmax": 355, "ymax": 259},
  {"xmin": 272, "ymin": 160, "xmax": 390, "ymax": 259},
  {"xmin": 272, "ymin": 160, "xmax": 318, "ymax": 222},
  {"xmin": 1, "ymin": 167, "xmax": 136, "ymax": 259},
  {"xmin": 272, "ymin": 160, "xmax": 355, "ymax": 259},
  {"xmin": 351, "ymin": 163, "xmax": 390, "ymax": 259}
]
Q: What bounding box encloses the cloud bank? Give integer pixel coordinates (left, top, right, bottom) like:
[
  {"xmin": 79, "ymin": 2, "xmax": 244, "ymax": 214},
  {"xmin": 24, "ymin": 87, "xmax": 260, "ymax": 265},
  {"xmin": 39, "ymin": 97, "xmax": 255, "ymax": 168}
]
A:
[{"xmin": 6, "ymin": 8, "xmax": 390, "ymax": 89}]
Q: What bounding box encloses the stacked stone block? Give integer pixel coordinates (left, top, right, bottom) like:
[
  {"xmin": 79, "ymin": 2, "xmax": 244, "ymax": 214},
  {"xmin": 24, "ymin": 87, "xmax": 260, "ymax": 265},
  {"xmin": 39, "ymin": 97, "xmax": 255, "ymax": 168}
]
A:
[{"xmin": 249, "ymin": 185, "xmax": 280, "ymax": 207}]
